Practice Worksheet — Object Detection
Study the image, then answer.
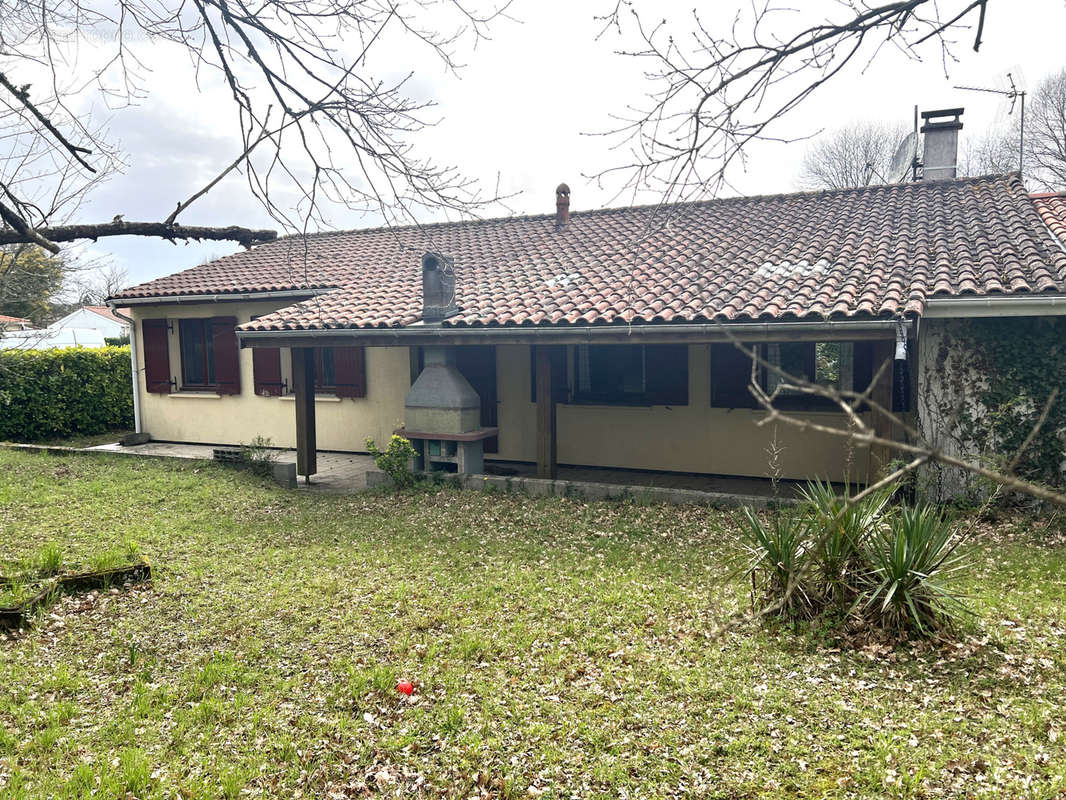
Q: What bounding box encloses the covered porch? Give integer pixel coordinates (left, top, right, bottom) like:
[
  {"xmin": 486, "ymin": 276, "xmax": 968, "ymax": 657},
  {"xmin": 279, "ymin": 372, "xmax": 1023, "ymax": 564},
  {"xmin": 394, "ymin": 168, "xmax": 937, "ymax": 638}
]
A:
[{"xmin": 241, "ymin": 318, "xmax": 912, "ymax": 490}]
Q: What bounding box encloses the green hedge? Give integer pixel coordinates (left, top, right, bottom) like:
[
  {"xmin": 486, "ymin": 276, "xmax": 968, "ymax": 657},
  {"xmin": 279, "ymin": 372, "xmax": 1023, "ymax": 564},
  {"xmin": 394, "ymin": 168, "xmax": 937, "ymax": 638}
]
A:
[{"xmin": 0, "ymin": 346, "xmax": 133, "ymax": 441}]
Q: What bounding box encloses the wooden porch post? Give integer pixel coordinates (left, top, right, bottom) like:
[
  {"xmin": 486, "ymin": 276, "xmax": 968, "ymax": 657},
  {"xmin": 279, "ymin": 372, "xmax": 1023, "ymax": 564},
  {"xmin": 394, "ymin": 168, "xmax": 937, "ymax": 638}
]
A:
[
  {"xmin": 535, "ymin": 345, "xmax": 557, "ymax": 479},
  {"xmin": 292, "ymin": 347, "xmax": 317, "ymax": 481},
  {"xmin": 868, "ymin": 339, "xmax": 896, "ymax": 481}
]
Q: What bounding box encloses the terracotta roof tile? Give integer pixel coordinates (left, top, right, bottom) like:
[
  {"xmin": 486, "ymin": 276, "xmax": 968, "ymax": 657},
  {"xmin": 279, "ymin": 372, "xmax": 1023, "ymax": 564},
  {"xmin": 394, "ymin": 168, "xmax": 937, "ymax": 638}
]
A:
[
  {"xmin": 113, "ymin": 175, "xmax": 1066, "ymax": 331},
  {"xmin": 1032, "ymin": 191, "xmax": 1066, "ymax": 248}
]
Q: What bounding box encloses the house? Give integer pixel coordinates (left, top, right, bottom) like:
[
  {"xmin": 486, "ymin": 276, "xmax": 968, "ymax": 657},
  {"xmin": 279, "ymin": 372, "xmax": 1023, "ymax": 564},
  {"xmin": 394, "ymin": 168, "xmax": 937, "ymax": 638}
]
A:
[
  {"xmin": 49, "ymin": 305, "xmax": 130, "ymax": 340},
  {"xmin": 0, "ymin": 314, "xmax": 33, "ymax": 331},
  {"xmin": 0, "ymin": 327, "xmax": 106, "ymax": 350},
  {"xmin": 109, "ymin": 112, "xmax": 1066, "ymax": 496}
]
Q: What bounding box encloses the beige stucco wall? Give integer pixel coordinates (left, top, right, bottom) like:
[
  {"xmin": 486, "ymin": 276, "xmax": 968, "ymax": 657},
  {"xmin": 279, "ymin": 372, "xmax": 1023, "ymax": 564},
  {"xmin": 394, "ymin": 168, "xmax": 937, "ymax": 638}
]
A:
[
  {"xmin": 132, "ymin": 305, "xmax": 867, "ymax": 479},
  {"xmin": 495, "ymin": 344, "xmax": 870, "ymax": 483},
  {"xmin": 131, "ymin": 302, "xmax": 409, "ymax": 451}
]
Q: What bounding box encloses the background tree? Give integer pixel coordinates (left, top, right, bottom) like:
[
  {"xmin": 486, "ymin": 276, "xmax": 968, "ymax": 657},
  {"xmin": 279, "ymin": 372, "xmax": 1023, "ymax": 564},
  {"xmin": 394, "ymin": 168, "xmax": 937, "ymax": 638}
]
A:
[
  {"xmin": 797, "ymin": 121, "xmax": 907, "ymax": 190},
  {"xmin": 960, "ymin": 120, "xmax": 1020, "ymax": 177},
  {"xmin": 70, "ymin": 265, "xmax": 130, "ymax": 307},
  {"xmin": 0, "ymin": 0, "xmax": 509, "ymax": 254},
  {"xmin": 599, "ymin": 0, "xmax": 993, "ymax": 202},
  {"xmin": 1027, "ymin": 67, "xmax": 1066, "ymax": 190},
  {"xmin": 0, "ymin": 245, "xmax": 64, "ymax": 325}
]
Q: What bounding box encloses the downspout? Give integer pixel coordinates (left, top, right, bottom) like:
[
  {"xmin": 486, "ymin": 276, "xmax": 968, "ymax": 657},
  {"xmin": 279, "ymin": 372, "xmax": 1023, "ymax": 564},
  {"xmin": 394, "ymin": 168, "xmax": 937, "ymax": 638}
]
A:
[{"xmin": 108, "ymin": 304, "xmax": 141, "ymax": 434}]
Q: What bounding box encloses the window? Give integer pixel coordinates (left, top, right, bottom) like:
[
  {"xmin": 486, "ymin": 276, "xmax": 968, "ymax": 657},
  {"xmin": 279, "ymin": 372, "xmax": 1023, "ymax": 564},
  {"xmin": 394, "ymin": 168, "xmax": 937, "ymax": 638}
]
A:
[
  {"xmin": 310, "ymin": 346, "xmax": 366, "ymax": 398},
  {"xmin": 764, "ymin": 342, "xmax": 853, "ymax": 405},
  {"xmin": 177, "ymin": 317, "xmax": 241, "ymax": 394},
  {"xmin": 711, "ymin": 341, "xmax": 863, "ymax": 411},
  {"xmin": 573, "ymin": 344, "xmax": 688, "ymax": 406},
  {"xmin": 710, "ymin": 343, "xmax": 758, "ymax": 408},
  {"xmin": 179, "ymin": 319, "xmax": 216, "ymax": 388},
  {"xmin": 314, "ymin": 348, "xmax": 336, "ymax": 390}
]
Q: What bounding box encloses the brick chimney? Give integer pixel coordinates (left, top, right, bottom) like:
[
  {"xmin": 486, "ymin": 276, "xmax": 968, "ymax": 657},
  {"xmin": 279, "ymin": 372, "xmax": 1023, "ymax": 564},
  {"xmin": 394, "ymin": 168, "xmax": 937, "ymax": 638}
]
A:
[
  {"xmin": 920, "ymin": 108, "xmax": 964, "ymax": 181},
  {"xmin": 555, "ymin": 183, "xmax": 570, "ymax": 230}
]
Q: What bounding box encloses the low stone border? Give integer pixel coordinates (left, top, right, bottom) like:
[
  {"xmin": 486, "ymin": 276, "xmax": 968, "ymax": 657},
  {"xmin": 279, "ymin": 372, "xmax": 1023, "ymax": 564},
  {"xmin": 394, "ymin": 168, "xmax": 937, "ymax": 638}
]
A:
[
  {"xmin": 457, "ymin": 473, "xmax": 792, "ymax": 508},
  {"xmin": 0, "ymin": 560, "xmax": 152, "ymax": 630},
  {"xmin": 366, "ymin": 469, "xmax": 792, "ymax": 507}
]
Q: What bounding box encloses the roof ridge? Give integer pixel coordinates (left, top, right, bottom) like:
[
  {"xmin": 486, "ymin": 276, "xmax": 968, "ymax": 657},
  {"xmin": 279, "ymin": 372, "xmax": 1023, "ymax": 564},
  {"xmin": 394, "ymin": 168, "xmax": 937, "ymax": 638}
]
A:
[{"xmin": 263, "ymin": 173, "xmax": 1018, "ymax": 244}]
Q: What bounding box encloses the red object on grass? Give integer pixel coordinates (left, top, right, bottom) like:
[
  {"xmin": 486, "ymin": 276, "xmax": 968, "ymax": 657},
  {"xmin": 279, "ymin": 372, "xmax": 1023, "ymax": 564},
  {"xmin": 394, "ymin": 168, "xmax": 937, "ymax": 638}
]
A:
[{"xmin": 396, "ymin": 680, "xmax": 414, "ymax": 695}]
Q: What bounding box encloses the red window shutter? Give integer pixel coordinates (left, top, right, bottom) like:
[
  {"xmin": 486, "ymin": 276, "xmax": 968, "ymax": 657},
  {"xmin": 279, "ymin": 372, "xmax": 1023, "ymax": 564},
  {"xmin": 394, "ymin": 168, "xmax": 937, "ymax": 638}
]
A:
[
  {"xmin": 142, "ymin": 318, "xmax": 172, "ymax": 393},
  {"xmin": 253, "ymin": 348, "xmax": 284, "ymax": 396},
  {"xmin": 210, "ymin": 317, "xmax": 242, "ymax": 395},
  {"xmin": 333, "ymin": 346, "xmax": 366, "ymax": 398}
]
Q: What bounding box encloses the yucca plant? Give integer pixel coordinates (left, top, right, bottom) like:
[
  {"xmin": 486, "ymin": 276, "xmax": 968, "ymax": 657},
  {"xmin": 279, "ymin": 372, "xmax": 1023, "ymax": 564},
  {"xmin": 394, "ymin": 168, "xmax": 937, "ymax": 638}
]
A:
[
  {"xmin": 859, "ymin": 505, "xmax": 970, "ymax": 634},
  {"xmin": 737, "ymin": 507, "xmax": 817, "ymax": 618},
  {"xmin": 801, "ymin": 479, "xmax": 894, "ymax": 608}
]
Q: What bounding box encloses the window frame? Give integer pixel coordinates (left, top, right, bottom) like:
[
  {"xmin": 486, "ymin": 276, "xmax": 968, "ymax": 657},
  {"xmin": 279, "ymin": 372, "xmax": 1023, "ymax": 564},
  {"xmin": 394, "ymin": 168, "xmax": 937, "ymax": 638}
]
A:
[
  {"xmin": 569, "ymin": 343, "xmax": 689, "ymax": 407},
  {"xmin": 710, "ymin": 340, "xmax": 865, "ymax": 413},
  {"xmin": 178, "ymin": 318, "xmax": 216, "ymax": 390},
  {"xmin": 313, "ymin": 347, "xmax": 337, "ymax": 392}
]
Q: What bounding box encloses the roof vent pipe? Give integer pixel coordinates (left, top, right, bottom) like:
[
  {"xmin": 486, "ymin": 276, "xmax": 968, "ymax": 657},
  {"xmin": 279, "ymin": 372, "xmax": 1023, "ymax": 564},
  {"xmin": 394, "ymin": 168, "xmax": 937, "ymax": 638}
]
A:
[
  {"xmin": 421, "ymin": 252, "xmax": 457, "ymax": 323},
  {"xmin": 920, "ymin": 108, "xmax": 964, "ymax": 181},
  {"xmin": 555, "ymin": 183, "xmax": 570, "ymax": 230}
]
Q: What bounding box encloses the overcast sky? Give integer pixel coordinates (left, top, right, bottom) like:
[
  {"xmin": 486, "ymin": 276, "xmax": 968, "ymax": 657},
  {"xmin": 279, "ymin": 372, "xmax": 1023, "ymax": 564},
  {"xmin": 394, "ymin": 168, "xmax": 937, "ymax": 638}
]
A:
[{"xmin": 67, "ymin": 0, "xmax": 1066, "ymax": 289}]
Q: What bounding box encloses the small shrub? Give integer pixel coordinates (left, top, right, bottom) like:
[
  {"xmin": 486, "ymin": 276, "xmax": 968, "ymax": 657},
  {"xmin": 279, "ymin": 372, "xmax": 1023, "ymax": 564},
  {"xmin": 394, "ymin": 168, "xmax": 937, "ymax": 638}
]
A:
[
  {"xmin": 737, "ymin": 479, "xmax": 972, "ymax": 638},
  {"xmin": 365, "ymin": 435, "xmax": 418, "ymax": 488},
  {"xmin": 738, "ymin": 507, "xmax": 817, "ymax": 618},
  {"xmin": 860, "ymin": 505, "xmax": 970, "ymax": 634},
  {"xmin": 239, "ymin": 435, "xmax": 280, "ymax": 476},
  {"xmin": 801, "ymin": 479, "xmax": 893, "ymax": 608}
]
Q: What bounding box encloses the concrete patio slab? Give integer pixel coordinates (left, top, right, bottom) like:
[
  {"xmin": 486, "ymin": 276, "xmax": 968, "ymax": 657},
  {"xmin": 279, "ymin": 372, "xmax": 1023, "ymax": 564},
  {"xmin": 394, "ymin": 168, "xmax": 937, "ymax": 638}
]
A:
[{"xmin": 86, "ymin": 441, "xmax": 377, "ymax": 493}]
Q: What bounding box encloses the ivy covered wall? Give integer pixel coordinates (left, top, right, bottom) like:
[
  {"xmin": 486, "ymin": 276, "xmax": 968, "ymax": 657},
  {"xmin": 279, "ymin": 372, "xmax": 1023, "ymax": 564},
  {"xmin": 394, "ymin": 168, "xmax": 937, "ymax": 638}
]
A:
[{"xmin": 917, "ymin": 317, "xmax": 1066, "ymax": 503}]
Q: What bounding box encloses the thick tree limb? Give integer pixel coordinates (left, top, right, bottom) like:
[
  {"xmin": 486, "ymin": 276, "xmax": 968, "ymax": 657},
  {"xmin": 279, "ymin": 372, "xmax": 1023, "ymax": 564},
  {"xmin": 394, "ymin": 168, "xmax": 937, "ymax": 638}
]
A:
[{"xmin": 0, "ymin": 220, "xmax": 277, "ymax": 249}]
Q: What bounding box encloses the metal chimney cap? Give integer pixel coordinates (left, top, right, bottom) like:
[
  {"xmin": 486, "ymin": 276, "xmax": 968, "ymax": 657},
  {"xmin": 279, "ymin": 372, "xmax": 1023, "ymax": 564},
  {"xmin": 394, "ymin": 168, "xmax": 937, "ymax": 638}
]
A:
[
  {"xmin": 920, "ymin": 107, "xmax": 964, "ymax": 132},
  {"xmin": 556, "ymin": 183, "xmax": 570, "ymax": 196}
]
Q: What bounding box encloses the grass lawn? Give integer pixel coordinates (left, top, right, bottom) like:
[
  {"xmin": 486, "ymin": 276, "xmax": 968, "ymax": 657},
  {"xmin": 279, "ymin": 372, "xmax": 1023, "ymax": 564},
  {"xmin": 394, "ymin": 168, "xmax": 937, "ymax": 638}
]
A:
[{"xmin": 1, "ymin": 449, "xmax": 1065, "ymax": 798}]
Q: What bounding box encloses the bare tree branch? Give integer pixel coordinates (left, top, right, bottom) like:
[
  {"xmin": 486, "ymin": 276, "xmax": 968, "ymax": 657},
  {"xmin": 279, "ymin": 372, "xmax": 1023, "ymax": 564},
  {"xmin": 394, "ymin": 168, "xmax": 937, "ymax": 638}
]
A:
[
  {"xmin": 0, "ymin": 0, "xmax": 513, "ymax": 255},
  {"xmin": 0, "ymin": 220, "xmax": 277, "ymax": 248},
  {"xmin": 596, "ymin": 1, "xmax": 990, "ymax": 202}
]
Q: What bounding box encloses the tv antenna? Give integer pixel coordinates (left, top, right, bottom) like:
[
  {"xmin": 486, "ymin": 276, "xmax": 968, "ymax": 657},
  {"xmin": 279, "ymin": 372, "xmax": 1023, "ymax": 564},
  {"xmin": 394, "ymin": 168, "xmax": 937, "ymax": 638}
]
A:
[{"xmin": 954, "ymin": 72, "xmax": 1026, "ymax": 174}]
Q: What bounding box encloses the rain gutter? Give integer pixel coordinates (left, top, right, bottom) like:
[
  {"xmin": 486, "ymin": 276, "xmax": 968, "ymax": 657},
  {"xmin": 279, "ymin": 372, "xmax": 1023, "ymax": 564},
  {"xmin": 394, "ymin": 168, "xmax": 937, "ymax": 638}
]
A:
[
  {"xmin": 115, "ymin": 289, "xmax": 331, "ymax": 306},
  {"xmin": 237, "ymin": 318, "xmax": 913, "ymax": 348},
  {"xmin": 923, "ymin": 295, "xmax": 1066, "ymax": 318},
  {"xmin": 106, "ymin": 304, "xmax": 141, "ymax": 433}
]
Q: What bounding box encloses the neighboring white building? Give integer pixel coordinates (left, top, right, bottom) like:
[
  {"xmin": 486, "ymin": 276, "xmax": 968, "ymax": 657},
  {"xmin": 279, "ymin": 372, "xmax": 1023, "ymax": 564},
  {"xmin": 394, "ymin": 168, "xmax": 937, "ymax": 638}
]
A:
[
  {"xmin": 0, "ymin": 327, "xmax": 107, "ymax": 350},
  {"xmin": 49, "ymin": 305, "xmax": 130, "ymax": 339}
]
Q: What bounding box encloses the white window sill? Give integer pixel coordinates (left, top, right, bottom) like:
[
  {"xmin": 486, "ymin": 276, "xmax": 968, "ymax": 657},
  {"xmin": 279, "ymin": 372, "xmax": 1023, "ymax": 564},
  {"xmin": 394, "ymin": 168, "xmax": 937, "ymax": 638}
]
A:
[
  {"xmin": 168, "ymin": 391, "xmax": 221, "ymax": 399},
  {"xmin": 279, "ymin": 394, "xmax": 342, "ymax": 403}
]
